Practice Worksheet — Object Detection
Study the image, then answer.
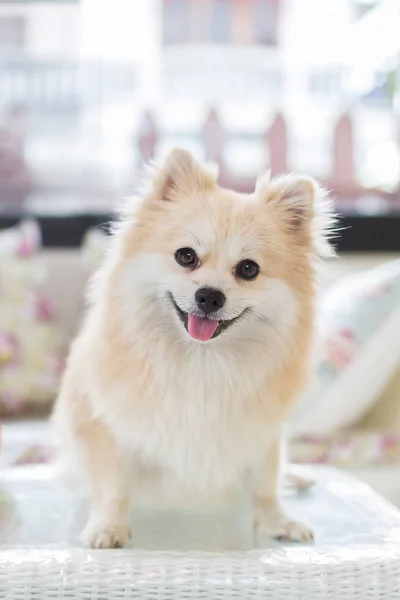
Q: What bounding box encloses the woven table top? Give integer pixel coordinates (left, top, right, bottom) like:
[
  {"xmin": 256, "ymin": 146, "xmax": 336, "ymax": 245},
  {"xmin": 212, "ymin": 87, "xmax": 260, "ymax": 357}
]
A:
[{"xmin": 1, "ymin": 463, "xmax": 400, "ymax": 599}]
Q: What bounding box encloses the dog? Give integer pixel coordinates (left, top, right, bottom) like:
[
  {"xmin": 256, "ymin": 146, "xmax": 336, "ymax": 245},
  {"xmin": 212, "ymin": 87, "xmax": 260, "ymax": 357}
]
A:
[{"xmin": 53, "ymin": 148, "xmax": 334, "ymax": 548}]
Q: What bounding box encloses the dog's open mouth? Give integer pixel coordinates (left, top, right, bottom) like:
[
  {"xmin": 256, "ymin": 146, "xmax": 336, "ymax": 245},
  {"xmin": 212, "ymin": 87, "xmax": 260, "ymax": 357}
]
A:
[{"xmin": 170, "ymin": 295, "xmax": 246, "ymax": 341}]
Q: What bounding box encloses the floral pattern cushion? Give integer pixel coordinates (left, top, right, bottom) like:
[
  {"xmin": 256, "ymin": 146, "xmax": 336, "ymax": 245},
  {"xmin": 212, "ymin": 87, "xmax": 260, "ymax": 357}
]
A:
[
  {"xmin": 5, "ymin": 431, "xmax": 400, "ymax": 470},
  {"xmin": 0, "ymin": 221, "xmax": 63, "ymax": 415},
  {"xmin": 290, "ymin": 432, "xmax": 400, "ymax": 468},
  {"xmin": 291, "ymin": 260, "xmax": 400, "ymax": 437}
]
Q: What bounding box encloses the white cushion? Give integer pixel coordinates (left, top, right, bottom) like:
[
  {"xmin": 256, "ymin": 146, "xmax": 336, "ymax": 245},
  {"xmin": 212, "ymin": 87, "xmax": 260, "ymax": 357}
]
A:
[{"xmin": 291, "ymin": 260, "xmax": 400, "ymax": 436}]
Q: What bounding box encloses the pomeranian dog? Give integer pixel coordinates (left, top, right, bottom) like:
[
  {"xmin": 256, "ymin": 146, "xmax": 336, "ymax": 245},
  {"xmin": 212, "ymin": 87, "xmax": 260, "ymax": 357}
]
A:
[{"xmin": 53, "ymin": 148, "xmax": 333, "ymax": 549}]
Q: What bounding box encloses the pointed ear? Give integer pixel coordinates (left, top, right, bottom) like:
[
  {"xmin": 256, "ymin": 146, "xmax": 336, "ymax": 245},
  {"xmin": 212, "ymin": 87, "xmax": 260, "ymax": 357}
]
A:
[
  {"xmin": 152, "ymin": 149, "xmax": 217, "ymax": 201},
  {"xmin": 256, "ymin": 172, "xmax": 317, "ymax": 228},
  {"xmin": 256, "ymin": 172, "xmax": 336, "ymax": 256}
]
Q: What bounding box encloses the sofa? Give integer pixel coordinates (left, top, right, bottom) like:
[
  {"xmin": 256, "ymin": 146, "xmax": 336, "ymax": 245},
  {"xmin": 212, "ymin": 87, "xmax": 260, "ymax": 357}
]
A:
[{"xmin": 1, "ymin": 221, "xmax": 400, "ymax": 504}]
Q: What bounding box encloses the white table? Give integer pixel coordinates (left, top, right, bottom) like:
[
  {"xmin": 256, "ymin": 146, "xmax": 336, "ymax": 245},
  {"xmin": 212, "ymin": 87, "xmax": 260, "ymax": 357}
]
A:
[{"xmin": 1, "ymin": 464, "xmax": 400, "ymax": 599}]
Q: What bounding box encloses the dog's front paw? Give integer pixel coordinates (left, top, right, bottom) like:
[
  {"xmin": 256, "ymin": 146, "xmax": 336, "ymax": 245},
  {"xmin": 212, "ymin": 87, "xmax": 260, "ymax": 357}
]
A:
[
  {"xmin": 254, "ymin": 510, "xmax": 314, "ymax": 543},
  {"xmin": 81, "ymin": 521, "xmax": 131, "ymax": 549}
]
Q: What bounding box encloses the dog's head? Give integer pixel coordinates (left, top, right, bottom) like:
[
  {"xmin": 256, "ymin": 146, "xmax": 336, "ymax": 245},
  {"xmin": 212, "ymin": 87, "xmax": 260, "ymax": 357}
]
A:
[{"xmin": 109, "ymin": 149, "xmax": 334, "ymax": 347}]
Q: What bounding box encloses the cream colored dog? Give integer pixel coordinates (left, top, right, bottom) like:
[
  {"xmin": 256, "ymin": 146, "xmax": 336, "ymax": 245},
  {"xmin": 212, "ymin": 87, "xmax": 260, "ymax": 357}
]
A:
[{"xmin": 53, "ymin": 149, "xmax": 333, "ymax": 548}]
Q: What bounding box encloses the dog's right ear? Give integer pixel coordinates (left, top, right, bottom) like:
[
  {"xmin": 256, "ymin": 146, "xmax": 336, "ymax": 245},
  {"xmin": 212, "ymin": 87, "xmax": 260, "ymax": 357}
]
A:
[{"xmin": 151, "ymin": 149, "xmax": 217, "ymax": 201}]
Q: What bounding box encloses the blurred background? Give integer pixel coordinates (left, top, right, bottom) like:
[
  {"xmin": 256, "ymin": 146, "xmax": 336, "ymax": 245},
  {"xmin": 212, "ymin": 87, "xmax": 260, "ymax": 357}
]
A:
[
  {"xmin": 3, "ymin": 0, "xmax": 400, "ymax": 516},
  {"xmin": 0, "ymin": 0, "xmax": 399, "ymax": 249}
]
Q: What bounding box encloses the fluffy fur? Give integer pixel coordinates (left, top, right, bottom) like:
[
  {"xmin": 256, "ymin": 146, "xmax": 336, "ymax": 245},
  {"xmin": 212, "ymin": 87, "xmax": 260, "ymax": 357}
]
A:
[{"xmin": 53, "ymin": 149, "xmax": 334, "ymax": 548}]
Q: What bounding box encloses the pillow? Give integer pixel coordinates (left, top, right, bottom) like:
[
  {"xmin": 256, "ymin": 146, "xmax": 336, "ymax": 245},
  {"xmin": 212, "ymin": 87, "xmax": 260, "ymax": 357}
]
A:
[
  {"xmin": 0, "ymin": 221, "xmax": 63, "ymax": 415},
  {"xmin": 81, "ymin": 226, "xmax": 109, "ymax": 268},
  {"xmin": 358, "ymin": 362, "xmax": 400, "ymax": 433},
  {"xmin": 289, "ymin": 431, "xmax": 400, "ymax": 469},
  {"xmin": 0, "ymin": 219, "xmax": 40, "ymax": 257},
  {"xmin": 290, "ymin": 259, "xmax": 400, "ymax": 437}
]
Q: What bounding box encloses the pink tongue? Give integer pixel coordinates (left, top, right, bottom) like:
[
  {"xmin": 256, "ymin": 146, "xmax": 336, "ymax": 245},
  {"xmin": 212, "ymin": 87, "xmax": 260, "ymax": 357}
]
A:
[{"xmin": 188, "ymin": 314, "xmax": 219, "ymax": 341}]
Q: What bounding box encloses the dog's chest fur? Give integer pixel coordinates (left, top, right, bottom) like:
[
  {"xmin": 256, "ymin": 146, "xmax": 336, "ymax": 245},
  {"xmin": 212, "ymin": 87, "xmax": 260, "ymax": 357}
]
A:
[{"xmin": 97, "ymin": 342, "xmax": 278, "ymax": 490}]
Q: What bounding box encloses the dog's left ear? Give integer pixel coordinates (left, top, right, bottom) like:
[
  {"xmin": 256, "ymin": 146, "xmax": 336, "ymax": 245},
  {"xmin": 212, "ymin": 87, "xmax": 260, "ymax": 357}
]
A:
[
  {"xmin": 256, "ymin": 172, "xmax": 335, "ymax": 255},
  {"xmin": 153, "ymin": 149, "xmax": 217, "ymax": 202},
  {"xmin": 256, "ymin": 172, "xmax": 317, "ymax": 228}
]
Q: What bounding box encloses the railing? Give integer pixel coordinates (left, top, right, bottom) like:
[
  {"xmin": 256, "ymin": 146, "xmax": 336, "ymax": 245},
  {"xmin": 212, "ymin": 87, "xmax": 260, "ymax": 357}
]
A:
[
  {"xmin": 0, "ymin": 59, "xmax": 138, "ymax": 108},
  {"xmin": 136, "ymin": 109, "xmax": 400, "ymax": 212},
  {"xmin": 0, "ymin": 105, "xmax": 399, "ymax": 213},
  {"xmin": 162, "ymin": 47, "xmax": 284, "ymax": 101}
]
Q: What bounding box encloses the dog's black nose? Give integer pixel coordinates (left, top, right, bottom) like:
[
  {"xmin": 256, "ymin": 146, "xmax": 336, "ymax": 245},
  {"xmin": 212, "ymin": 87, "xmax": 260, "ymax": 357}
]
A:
[{"xmin": 195, "ymin": 287, "xmax": 226, "ymax": 314}]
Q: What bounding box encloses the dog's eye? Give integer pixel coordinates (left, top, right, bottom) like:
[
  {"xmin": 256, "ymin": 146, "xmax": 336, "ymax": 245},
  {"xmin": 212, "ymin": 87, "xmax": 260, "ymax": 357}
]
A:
[
  {"xmin": 236, "ymin": 259, "xmax": 259, "ymax": 281},
  {"xmin": 175, "ymin": 247, "xmax": 198, "ymax": 268}
]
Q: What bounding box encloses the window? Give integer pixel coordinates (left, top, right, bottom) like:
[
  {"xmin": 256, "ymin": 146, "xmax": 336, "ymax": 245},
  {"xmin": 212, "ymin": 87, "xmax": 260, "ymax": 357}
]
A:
[
  {"xmin": 309, "ymin": 70, "xmax": 342, "ymax": 95},
  {"xmin": 163, "ymin": 0, "xmax": 189, "ymax": 44},
  {"xmin": 162, "ymin": 0, "xmax": 280, "ymax": 46},
  {"xmin": 0, "ymin": 17, "xmax": 24, "ymax": 52},
  {"xmin": 251, "ymin": 0, "xmax": 278, "ymax": 45},
  {"xmin": 211, "ymin": 0, "xmax": 231, "ymax": 43}
]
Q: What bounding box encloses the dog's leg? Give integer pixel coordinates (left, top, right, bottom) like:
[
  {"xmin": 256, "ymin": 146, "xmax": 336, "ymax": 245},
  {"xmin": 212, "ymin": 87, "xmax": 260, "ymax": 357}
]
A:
[
  {"xmin": 248, "ymin": 434, "xmax": 314, "ymax": 542},
  {"xmin": 79, "ymin": 421, "xmax": 132, "ymax": 549}
]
